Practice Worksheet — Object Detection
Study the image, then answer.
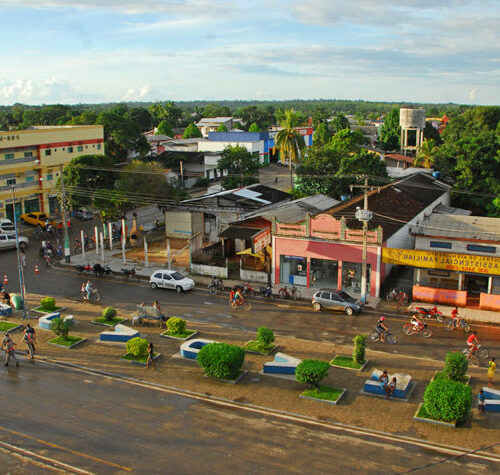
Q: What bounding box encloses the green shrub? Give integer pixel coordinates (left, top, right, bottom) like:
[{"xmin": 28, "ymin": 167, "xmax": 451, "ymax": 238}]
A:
[
  {"xmin": 126, "ymin": 337, "xmax": 149, "ymax": 357},
  {"xmin": 444, "ymin": 351, "xmax": 468, "ymax": 381},
  {"xmin": 102, "ymin": 307, "xmax": 117, "ymax": 321},
  {"xmin": 197, "ymin": 343, "xmax": 245, "ymax": 379},
  {"xmin": 423, "ymin": 379, "xmax": 472, "ymax": 423},
  {"xmin": 295, "ymin": 359, "xmax": 330, "ymax": 389},
  {"xmin": 257, "ymin": 327, "xmax": 274, "ymax": 347},
  {"xmin": 167, "ymin": 317, "xmax": 186, "ymax": 335},
  {"xmin": 41, "ymin": 297, "xmax": 56, "ymax": 310},
  {"xmin": 50, "ymin": 318, "xmax": 70, "ymax": 339},
  {"xmin": 353, "ymin": 334, "xmax": 366, "ymax": 365},
  {"xmin": 196, "ymin": 177, "xmax": 210, "ymax": 187}
]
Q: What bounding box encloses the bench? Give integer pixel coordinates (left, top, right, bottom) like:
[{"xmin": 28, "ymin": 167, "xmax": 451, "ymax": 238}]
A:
[
  {"xmin": 132, "ymin": 305, "xmax": 166, "ymax": 327},
  {"xmin": 263, "ymin": 352, "xmax": 302, "ymax": 375},
  {"xmin": 483, "ymin": 387, "xmax": 500, "ymax": 413},
  {"xmin": 363, "ymin": 369, "xmax": 412, "ymax": 399},
  {"xmin": 100, "ymin": 324, "xmax": 139, "ymax": 343},
  {"xmin": 180, "ymin": 338, "xmax": 214, "ymax": 360},
  {"xmin": 39, "ymin": 312, "xmax": 74, "ymax": 330}
]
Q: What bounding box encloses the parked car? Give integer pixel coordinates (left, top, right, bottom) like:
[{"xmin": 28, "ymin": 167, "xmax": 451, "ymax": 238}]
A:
[
  {"xmin": 149, "ymin": 270, "xmax": 195, "ymax": 292},
  {"xmin": 20, "ymin": 212, "xmax": 57, "ymax": 227},
  {"xmin": 0, "ymin": 233, "xmax": 29, "ymax": 251},
  {"xmin": 0, "ymin": 218, "xmax": 15, "ymax": 233},
  {"xmin": 312, "ymin": 289, "xmax": 362, "ymax": 316},
  {"xmin": 70, "ymin": 208, "xmax": 94, "ymax": 220}
]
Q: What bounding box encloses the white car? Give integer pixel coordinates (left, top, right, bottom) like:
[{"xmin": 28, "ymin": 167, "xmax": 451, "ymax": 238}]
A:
[
  {"xmin": 150, "ymin": 270, "xmax": 195, "ymax": 293},
  {"xmin": 0, "ymin": 219, "xmax": 15, "ymax": 233},
  {"xmin": 0, "ymin": 233, "xmax": 29, "ymax": 251}
]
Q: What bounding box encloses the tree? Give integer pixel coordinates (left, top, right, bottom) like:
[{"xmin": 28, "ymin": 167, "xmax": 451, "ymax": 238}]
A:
[
  {"xmin": 311, "ymin": 105, "xmax": 330, "ymax": 127},
  {"xmin": 217, "ymin": 145, "xmax": 260, "ymax": 189},
  {"xmin": 248, "ymin": 122, "xmax": 260, "ymax": 132},
  {"xmin": 156, "ymin": 120, "xmax": 173, "ymax": 137},
  {"xmin": 148, "ymin": 101, "xmax": 182, "ymax": 128},
  {"xmin": 330, "ymin": 114, "xmax": 349, "ymax": 133},
  {"xmin": 414, "ymin": 139, "xmax": 437, "ymax": 169},
  {"xmin": 379, "ymin": 108, "xmax": 401, "ymax": 151},
  {"xmin": 216, "ymin": 123, "xmax": 228, "ymax": 132},
  {"xmin": 312, "ymin": 122, "xmax": 331, "ymax": 147},
  {"xmin": 183, "ymin": 123, "xmax": 202, "ymax": 139},
  {"xmin": 423, "ymin": 122, "xmax": 442, "ymax": 144},
  {"xmin": 125, "ymin": 107, "xmax": 153, "ymax": 132},
  {"xmin": 274, "ymin": 109, "xmax": 306, "ymax": 190},
  {"xmin": 203, "ymin": 103, "xmax": 231, "ymax": 118}
]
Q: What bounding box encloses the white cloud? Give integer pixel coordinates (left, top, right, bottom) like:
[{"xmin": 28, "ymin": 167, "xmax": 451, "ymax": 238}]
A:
[
  {"xmin": 469, "ymin": 88, "xmax": 479, "ymax": 100},
  {"xmin": 122, "ymin": 85, "xmax": 152, "ymax": 101}
]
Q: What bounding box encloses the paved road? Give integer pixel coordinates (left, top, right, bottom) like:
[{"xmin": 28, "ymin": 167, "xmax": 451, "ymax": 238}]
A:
[{"xmin": 0, "ymin": 360, "xmax": 497, "ymax": 474}]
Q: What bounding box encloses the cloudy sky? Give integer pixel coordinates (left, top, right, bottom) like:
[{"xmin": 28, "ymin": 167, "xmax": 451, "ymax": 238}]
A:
[{"xmin": 1, "ymin": 0, "xmax": 499, "ymax": 105}]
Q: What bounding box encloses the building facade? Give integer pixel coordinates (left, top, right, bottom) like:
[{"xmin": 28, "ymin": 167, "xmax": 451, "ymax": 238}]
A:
[{"xmin": 0, "ymin": 126, "xmax": 104, "ymax": 220}]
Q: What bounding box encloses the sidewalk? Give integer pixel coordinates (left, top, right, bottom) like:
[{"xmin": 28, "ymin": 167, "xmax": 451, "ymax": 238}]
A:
[
  {"xmin": 410, "ymin": 301, "xmax": 500, "ymax": 325},
  {"xmin": 62, "ymin": 251, "xmax": 381, "ymax": 309},
  {"xmin": 4, "ymin": 293, "xmax": 499, "ymax": 453}
]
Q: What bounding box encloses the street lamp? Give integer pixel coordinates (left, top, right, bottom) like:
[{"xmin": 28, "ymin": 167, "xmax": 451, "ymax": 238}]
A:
[{"xmin": 10, "ymin": 185, "xmax": 28, "ymax": 319}]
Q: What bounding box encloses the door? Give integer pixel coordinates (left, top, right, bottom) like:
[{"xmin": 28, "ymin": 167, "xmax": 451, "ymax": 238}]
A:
[
  {"xmin": 0, "ymin": 234, "xmax": 8, "ymax": 249},
  {"xmin": 6, "ymin": 202, "xmax": 22, "ymax": 222},
  {"xmin": 330, "ymin": 293, "xmax": 344, "ymax": 311},
  {"xmin": 162, "ymin": 273, "xmax": 173, "ymax": 289}
]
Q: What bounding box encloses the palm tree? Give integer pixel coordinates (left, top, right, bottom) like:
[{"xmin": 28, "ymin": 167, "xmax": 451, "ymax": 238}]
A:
[
  {"xmin": 414, "ymin": 138, "xmax": 437, "ymax": 169},
  {"xmin": 274, "ymin": 109, "xmax": 305, "ymax": 191}
]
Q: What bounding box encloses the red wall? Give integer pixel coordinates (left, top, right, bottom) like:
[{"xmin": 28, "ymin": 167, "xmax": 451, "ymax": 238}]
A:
[{"xmin": 274, "ymin": 237, "xmax": 380, "ymax": 296}]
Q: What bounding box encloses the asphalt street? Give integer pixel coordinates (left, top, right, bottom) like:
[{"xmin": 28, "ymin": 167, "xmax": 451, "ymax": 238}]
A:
[{"xmin": 0, "ymin": 360, "xmax": 497, "ymax": 474}]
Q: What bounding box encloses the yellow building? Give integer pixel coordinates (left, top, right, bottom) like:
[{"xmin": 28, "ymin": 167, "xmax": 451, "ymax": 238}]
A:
[{"xmin": 0, "ymin": 125, "xmax": 104, "ymax": 220}]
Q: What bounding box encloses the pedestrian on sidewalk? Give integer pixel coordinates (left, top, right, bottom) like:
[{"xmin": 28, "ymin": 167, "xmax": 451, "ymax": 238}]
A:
[
  {"xmin": 2, "ymin": 333, "xmax": 18, "ymax": 367},
  {"xmin": 478, "ymin": 389, "xmax": 486, "ymax": 415},
  {"xmin": 20, "ymin": 249, "xmax": 26, "ymax": 268},
  {"xmin": 24, "ymin": 324, "xmax": 36, "ymax": 359},
  {"xmin": 488, "ymin": 357, "xmax": 496, "ymax": 387},
  {"xmin": 146, "ymin": 341, "xmax": 155, "ymax": 370}
]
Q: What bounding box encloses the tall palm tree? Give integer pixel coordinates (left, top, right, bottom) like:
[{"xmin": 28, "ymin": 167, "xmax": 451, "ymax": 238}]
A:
[
  {"xmin": 414, "ymin": 138, "xmax": 437, "ymax": 169},
  {"xmin": 274, "ymin": 109, "xmax": 305, "ymax": 191}
]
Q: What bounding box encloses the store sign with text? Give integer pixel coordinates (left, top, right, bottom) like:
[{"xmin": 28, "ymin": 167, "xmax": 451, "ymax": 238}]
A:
[
  {"xmin": 382, "ymin": 248, "xmax": 500, "ymax": 276},
  {"xmin": 253, "ymin": 228, "xmax": 271, "ymax": 253}
]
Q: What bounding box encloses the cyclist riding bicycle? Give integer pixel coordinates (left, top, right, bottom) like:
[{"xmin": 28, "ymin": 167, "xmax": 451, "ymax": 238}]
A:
[
  {"xmin": 85, "ymin": 280, "xmax": 94, "ymax": 300},
  {"xmin": 375, "ymin": 316, "xmax": 389, "ymax": 342},
  {"xmin": 467, "ymin": 331, "xmax": 479, "ymax": 353},
  {"xmin": 450, "ymin": 306, "xmax": 465, "ymax": 329},
  {"xmin": 410, "ymin": 313, "xmax": 424, "ymax": 331},
  {"xmin": 234, "ymin": 288, "xmax": 243, "ymax": 306}
]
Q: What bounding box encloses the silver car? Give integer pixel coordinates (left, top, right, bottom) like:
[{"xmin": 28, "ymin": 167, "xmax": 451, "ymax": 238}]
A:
[
  {"xmin": 0, "ymin": 233, "xmax": 29, "ymax": 251},
  {"xmin": 312, "ymin": 289, "xmax": 362, "ymax": 316}
]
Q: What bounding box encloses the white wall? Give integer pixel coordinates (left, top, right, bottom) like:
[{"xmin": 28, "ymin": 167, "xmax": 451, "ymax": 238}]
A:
[{"xmin": 415, "ymin": 236, "xmax": 500, "ymax": 255}]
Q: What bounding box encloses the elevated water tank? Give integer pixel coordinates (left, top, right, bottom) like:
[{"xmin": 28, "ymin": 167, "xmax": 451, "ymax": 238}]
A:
[{"xmin": 399, "ymin": 108, "xmax": 426, "ymax": 129}]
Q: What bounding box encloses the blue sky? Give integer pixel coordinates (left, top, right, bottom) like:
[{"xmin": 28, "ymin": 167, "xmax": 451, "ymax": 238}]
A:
[{"xmin": 0, "ymin": 0, "xmax": 499, "ymax": 105}]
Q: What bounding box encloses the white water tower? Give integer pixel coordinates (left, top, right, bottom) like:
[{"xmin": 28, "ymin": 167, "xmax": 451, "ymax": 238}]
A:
[{"xmin": 399, "ymin": 108, "xmax": 425, "ymax": 155}]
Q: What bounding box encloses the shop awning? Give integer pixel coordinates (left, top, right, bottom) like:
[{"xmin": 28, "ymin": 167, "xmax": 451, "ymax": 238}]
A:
[{"xmin": 219, "ymin": 226, "xmax": 262, "ymax": 240}]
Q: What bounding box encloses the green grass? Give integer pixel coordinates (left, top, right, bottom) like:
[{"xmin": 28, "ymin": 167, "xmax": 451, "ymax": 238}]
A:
[
  {"xmin": 33, "ymin": 306, "xmax": 63, "ymax": 314},
  {"xmin": 121, "ymin": 352, "xmax": 159, "ymax": 364},
  {"xmin": 0, "ymin": 321, "xmax": 19, "ymax": 332},
  {"xmin": 93, "ymin": 317, "xmax": 126, "ymax": 326},
  {"xmin": 433, "ymin": 371, "xmax": 469, "ymax": 384},
  {"xmin": 302, "ymin": 385, "xmax": 344, "ymax": 402},
  {"xmin": 330, "ymin": 355, "xmax": 364, "ymax": 369},
  {"xmin": 49, "ymin": 335, "xmax": 84, "ymax": 347},
  {"xmin": 244, "ymin": 340, "xmax": 275, "ymax": 354},
  {"xmin": 161, "ymin": 329, "xmax": 196, "ymax": 339}
]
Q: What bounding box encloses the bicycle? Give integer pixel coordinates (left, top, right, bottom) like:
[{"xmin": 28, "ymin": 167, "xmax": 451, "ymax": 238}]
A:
[
  {"xmin": 403, "ymin": 321, "xmax": 432, "ymax": 338},
  {"xmin": 462, "ymin": 345, "xmax": 489, "ymax": 366},
  {"xmin": 229, "ymin": 299, "xmax": 251, "ymax": 311},
  {"xmin": 278, "ymin": 285, "xmax": 301, "ymax": 300},
  {"xmin": 82, "ymin": 288, "xmax": 101, "ymax": 303},
  {"xmin": 445, "ymin": 318, "xmax": 470, "ymax": 332},
  {"xmin": 386, "ymin": 288, "xmax": 408, "ymax": 305},
  {"xmin": 368, "ymin": 329, "xmax": 397, "ymax": 345}
]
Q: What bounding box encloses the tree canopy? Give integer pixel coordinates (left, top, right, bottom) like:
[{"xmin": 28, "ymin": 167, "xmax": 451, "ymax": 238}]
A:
[
  {"xmin": 183, "ymin": 123, "xmax": 203, "ymax": 139},
  {"xmin": 217, "ymin": 145, "xmax": 261, "ymax": 189},
  {"xmin": 379, "ymin": 108, "xmax": 401, "ymax": 151}
]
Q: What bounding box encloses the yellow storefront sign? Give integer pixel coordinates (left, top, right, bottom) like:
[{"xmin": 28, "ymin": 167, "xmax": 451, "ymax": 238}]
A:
[{"xmin": 382, "ymin": 248, "xmax": 500, "ymax": 276}]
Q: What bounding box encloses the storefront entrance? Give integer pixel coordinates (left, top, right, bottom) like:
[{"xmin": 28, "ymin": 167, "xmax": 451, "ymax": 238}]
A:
[
  {"xmin": 6, "ymin": 202, "xmax": 22, "ymax": 221},
  {"xmin": 465, "ymin": 274, "xmax": 489, "ymax": 294},
  {"xmin": 310, "ymin": 258, "xmax": 338, "ymax": 289},
  {"xmin": 342, "ymin": 262, "xmax": 371, "ymax": 295},
  {"xmin": 24, "ymin": 198, "xmax": 40, "ymax": 214},
  {"xmin": 280, "ymin": 255, "xmax": 307, "ymax": 286}
]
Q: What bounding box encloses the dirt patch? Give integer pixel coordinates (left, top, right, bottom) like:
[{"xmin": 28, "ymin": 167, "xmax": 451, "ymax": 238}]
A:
[{"xmin": 115, "ymin": 239, "xmax": 190, "ymax": 267}]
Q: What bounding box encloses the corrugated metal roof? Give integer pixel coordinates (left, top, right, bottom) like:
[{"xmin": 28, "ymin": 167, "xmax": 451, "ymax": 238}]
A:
[{"xmin": 419, "ymin": 214, "xmax": 500, "ymax": 242}]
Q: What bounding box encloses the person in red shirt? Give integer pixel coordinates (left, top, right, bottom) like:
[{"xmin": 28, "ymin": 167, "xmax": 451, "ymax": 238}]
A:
[{"xmin": 467, "ymin": 331, "xmax": 479, "ymax": 353}]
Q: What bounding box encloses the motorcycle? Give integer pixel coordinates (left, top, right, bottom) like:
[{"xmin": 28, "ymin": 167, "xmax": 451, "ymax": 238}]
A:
[
  {"xmin": 259, "ymin": 285, "xmax": 275, "ymax": 301},
  {"xmin": 278, "ymin": 285, "xmax": 301, "ymax": 300},
  {"xmin": 235, "ymin": 282, "xmax": 255, "ymax": 296},
  {"xmin": 93, "ymin": 263, "xmax": 112, "ymax": 276},
  {"xmin": 412, "ymin": 306, "xmax": 444, "ymax": 323},
  {"xmin": 121, "ymin": 265, "xmax": 140, "ymax": 281},
  {"xmin": 208, "ymin": 277, "xmax": 224, "ymax": 295},
  {"xmin": 76, "ymin": 264, "xmax": 93, "ymax": 274}
]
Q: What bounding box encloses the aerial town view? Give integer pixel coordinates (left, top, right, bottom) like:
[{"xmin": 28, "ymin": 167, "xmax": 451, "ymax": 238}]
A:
[{"xmin": 1, "ymin": 1, "xmax": 500, "ymax": 473}]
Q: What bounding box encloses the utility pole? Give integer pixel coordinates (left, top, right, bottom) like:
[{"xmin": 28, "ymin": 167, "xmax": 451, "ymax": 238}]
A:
[
  {"xmin": 59, "ymin": 164, "xmax": 71, "ymax": 263},
  {"xmin": 10, "ymin": 186, "xmax": 27, "ymax": 319},
  {"xmin": 352, "ymin": 176, "xmax": 373, "ymax": 305}
]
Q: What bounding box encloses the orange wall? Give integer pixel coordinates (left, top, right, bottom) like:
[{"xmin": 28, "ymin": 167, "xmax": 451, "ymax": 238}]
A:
[{"xmin": 412, "ymin": 286, "xmax": 467, "ymax": 306}]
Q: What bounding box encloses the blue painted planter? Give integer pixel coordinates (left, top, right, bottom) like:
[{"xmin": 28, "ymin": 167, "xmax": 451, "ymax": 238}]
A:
[
  {"xmin": 38, "ymin": 312, "xmax": 74, "ymax": 330},
  {"xmin": 263, "ymin": 352, "xmax": 301, "ymax": 375},
  {"xmin": 364, "ymin": 369, "xmax": 412, "ymax": 399},
  {"xmin": 179, "ymin": 338, "xmax": 214, "ymax": 360},
  {"xmin": 0, "ymin": 303, "xmax": 12, "ymax": 316},
  {"xmin": 483, "ymin": 387, "xmax": 500, "ymax": 412},
  {"xmin": 99, "ymin": 324, "xmax": 139, "ymax": 343}
]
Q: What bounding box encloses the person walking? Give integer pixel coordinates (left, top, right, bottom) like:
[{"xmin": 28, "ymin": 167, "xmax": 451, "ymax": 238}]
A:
[
  {"xmin": 24, "ymin": 323, "xmax": 36, "ymax": 359},
  {"xmin": 478, "ymin": 389, "xmax": 486, "ymax": 415},
  {"xmin": 20, "ymin": 249, "xmax": 26, "ymax": 268},
  {"xmin": 488, "ymin": 357, "xmax": 496, "ymax": 387},
  {"xmin": 146, "ymin": 341, "xmax": 155, "ymax": 370},
  {"xmin": 2, "ymin": 333, "xmax": 18, "ymax": 367}
]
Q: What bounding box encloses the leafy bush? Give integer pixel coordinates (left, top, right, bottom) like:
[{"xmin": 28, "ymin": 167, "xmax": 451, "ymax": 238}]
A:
[
  {"xmin": 41, "ymin": 297, "xmax": 56, "ymax": 310},
  {"xmin": 197, "ymin": 343, "xmax": 245, "ymax": 380},
  {"xmin": 295, "ymin": 359, "xmax": 330, "ymax": 389},
  {"xmin": 353, "ymin": 334, "xmax": 366, "ymax": 365},
  {"xmin": 102, "ymin": 307, "xmax": 117, "ymax": 321},
  {"xmin": 196, "ymin": 177, "xmax": 210, "ymax": 187},
  {"xmin": 257, "ymin": 327, "xmax": 274, "ymax": 347},
  {"xmin": 167, "ymin": 317, "xmax": 186, "ymax": 335},
  {"xmin": 423, "ymin": 379, "xmax": 472, "ymax": 423},
  {"xmin": 50, "ymin": 318, "xmax": 70, "ymax": 339},
  {"xmin": 444, "ymin": 351, "xmax": 468, "ymax": 381},
  {"xmin": 126, "ymin": 337, "xmax": 149, "ymax": 357}
]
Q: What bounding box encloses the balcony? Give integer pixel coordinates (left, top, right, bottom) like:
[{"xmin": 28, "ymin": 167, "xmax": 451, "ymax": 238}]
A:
[{"xmin": 0, "ymin": 180, "xmax": 40, "ymax": 192}]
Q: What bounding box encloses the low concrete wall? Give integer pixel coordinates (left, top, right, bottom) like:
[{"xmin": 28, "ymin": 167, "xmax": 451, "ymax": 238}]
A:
[
  {"xmin": 191, "ymin": 263, "xmax": 228, "ymax": 279},
  {"xmin": 240, "ymin": 268, "xmax": 268, "ymax": 283},
  {"xmin": 412, "ymin": 286, "xmax": 467, "ymax": 306},
  {"xmin": 480, "ymin": 293, "xmax": 500, "ymax": 311}
]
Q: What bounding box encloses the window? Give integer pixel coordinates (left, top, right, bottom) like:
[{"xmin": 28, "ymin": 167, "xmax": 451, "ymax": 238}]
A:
[
  {"xmin": 430, "ymin": 241, "xmax": 452, "ymax": 249},
  {"xmin": 6, "ymin": 178, "xmax": 16, "ymax": 185},
  {"xmin": 320, "ymin": 292, "xmax": 331, "ymax": 300},
  {"xmin": 97, "ymin": 144, "xmax": 101, "ymax": 150},
  {"xmin": 5, "ymin": 153, "xmax": 14, "ymax": 159},
  {"xmin": 46, "ymin": 174, "xmax": 53, "ymax": 181},
  {"xmin": 311, "ymin": 258, "xmax": 338, "ymax": 289},
  {"xmin": 24, "ymin": 151, "xmax": 33, "ymax": 158},
  {"xmin": 280, "ymin": 255, "xmax": 307, "ymax": 286},
  {"xmin": 45, "ymin": 149, "xmax": 51, "ymax": 156},
  {"xmin": 25, "ymin": 176, "xmax": 35, "ymax": 183},
  {"xmin": 77, "ymin": 146, "xmax": 83, "ymax": 152},
  {"xmin": 162, "ymin": 274, "xmax": 172, "ymax": 280},
  {"xmin": 467, "ymin": 244, "xmax": 496, "ymax": 253},
  {"xmin": 68, "ymin": 147, "xmax": 73, "ymax": 153}
]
